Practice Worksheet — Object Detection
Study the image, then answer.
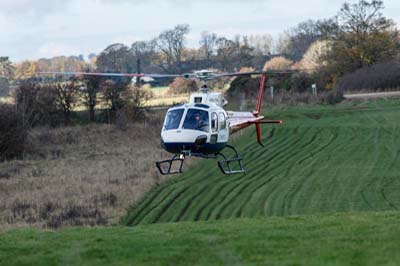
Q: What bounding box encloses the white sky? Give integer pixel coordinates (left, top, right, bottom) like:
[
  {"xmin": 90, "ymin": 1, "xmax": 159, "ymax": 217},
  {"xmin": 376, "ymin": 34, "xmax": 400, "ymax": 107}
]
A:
[{"xmin": 1, "ymin": 0, "xmax": 399, "ymax": 62}]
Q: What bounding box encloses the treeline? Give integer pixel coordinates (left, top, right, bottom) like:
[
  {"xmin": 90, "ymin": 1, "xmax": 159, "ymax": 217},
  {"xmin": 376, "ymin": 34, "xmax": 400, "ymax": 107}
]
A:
[
  {"xmin": 0, "ymin": 77, "xmax": 153, "ymax": 161},
  {"xmin": 1, "ymin": 0, "xmax": 400, "ymax": 162}
]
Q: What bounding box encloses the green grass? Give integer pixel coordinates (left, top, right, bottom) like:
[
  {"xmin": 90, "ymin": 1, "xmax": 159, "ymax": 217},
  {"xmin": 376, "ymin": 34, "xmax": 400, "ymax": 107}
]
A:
[
  {"xmin": 2, "ymin": 98, "xmax": 400, "ymax": 265},
  {"xmin": 1, "ymin": 211, "xmax": 400, "ymax": 266},
  {"xmin": 124, "ymin": 98, "xmax": 400, "ymax": 225}
]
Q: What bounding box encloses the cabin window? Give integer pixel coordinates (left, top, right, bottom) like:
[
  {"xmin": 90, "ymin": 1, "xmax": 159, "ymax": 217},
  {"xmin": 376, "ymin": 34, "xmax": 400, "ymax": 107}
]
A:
[
  {"xmin": 219, "ymin": 112, "xmax": 226, "ymax": 130},
  {"xmin": 211, "ymin": 112, "xmax": 218, "ymax": 132},
  {"xmin": 183, "ymin": 109, "xmax": 209, "ymax": 132},
  {"xmin": 194, "ymin": 97, "xmax": 203, "ymax": 103},
  {"xmin": 164, "ymin": 109, "xmax": 184, "ymax": 130}
]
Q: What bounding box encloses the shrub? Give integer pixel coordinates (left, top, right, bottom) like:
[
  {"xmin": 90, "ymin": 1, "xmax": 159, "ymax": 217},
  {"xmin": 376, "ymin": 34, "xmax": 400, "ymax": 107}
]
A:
[
  {"xmin": 227, "ymin": 76, "xmax": 261, "ymax": 100},
  {"xmin": 168, "ymin": 77, "xmax": 198, "ymax": 95},
  {"xmin": 336, "ymin": 61, "xmax": 400, "ymax": 92},
  {"xmin": 266, "ymin": 90, "xmax": 344, "ymax": 105},
  {"xmin": 263, "ymin": 56, "xmax": 293, "ymax": 70},
  {"xmin": 0, "ymin": 103, "xmax": 27, "ymax": 161},
  {"xmin": 289, "ymin": 73, "xmax": 316, "ymax": 93},
  {"xmin": 14, "ymin": 82, "xmax": 61, "ymax": 127}
]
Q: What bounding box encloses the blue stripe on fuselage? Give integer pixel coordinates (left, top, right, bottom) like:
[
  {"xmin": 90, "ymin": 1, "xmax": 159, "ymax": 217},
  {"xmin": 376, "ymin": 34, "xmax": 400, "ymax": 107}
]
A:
[{"xmin": 162, "ymin": 141, "xmax": 227, "ymax": 154}]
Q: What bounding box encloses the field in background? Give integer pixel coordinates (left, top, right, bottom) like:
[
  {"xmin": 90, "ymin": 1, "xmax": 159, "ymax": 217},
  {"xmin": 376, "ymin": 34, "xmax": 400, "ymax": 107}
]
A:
[
  {"xmin": 146, "ymin": 86, "xmax": 188, "ymax": 107},
  {"xmin": 0, "ymin": 111, "xmax": 171, "ymax": 229},
  {"xmin": 124, "ymin": 98, "xmax": 400, "ymax": 225},
  {"xmin": 0, "ymin": 86, "xmax": 189, "ymax": 110},
  {"xmin": 1, "ymin": 211, "xmax": 400, "ymax": 265}
]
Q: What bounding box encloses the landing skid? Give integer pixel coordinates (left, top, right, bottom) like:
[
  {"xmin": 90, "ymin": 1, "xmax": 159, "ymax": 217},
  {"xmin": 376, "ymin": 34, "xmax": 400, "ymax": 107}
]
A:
[
  {"xmin": 155, "ymin": 144, "xmax": 245, "ymax": 175},
  {"xmin": 156, "ymin": 154, "xmax": 185, "ymax": 175}
]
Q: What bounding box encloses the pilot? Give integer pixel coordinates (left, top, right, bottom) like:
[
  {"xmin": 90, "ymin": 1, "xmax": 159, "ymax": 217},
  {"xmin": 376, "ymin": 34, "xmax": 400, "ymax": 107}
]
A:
[{"xmin": 194, "ymin": 112, "xmax": 207, "ymax": 131}]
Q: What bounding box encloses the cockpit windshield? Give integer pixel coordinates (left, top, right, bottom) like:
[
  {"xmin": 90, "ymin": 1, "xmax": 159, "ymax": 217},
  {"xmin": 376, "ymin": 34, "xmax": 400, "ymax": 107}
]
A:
[
  {"xmin": 183, "ymin": 109, "xmax": 209, "ymax": 132},
  {"xmin": 164, "ymin": 109, "xmax": 184, "ymax": 130}
]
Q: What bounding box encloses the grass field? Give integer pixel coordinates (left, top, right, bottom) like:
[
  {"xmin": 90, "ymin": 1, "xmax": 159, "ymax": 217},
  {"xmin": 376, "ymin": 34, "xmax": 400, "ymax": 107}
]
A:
[
  {"xmin": 124, "ymin": 98, "xmax": 400, "ymax": 225},
  {"xmin": 0, "ymin": 112, "xmax": 169, "ymax": 229},
  {"xmin": 146, "ymin": 86, "xmax": 188, "ymax": 107},
  {"xmin": 1, "ymin": 211, "xmax": 400, "ymax": 265}
]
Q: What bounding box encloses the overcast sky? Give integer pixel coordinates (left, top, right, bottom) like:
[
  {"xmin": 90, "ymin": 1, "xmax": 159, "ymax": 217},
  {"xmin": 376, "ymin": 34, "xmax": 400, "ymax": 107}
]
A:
[{"xmin": 1, "ymin": 0, "xmax": 399, "ymax": 62}]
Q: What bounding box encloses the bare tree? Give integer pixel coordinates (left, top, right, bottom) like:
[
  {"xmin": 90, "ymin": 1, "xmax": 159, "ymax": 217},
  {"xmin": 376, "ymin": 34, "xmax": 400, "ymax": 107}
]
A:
[
  {"xmin": 80, "ymin": 75, "xmax": 101, "ymax": 122},
  {"xmin": 277, "ymin": 20, "xmax": 332, "ymax": 60},
  {"xmin": 156, "ymin": 24, "xmax": 190, "ymax": 73},
  {"xmin": 216, "ymin": 37, "xmax": 237, "ymax": 71},
  {"xmin": 101, "ymin": 79, "xmax": 127, "ymax": 112},
  {"xmin": 130, "ymin": 40, "xmax": 157, "ymax": 72},
  {"xmin": 199, "ymin": 31, "xmax": 218, "ymax": 64},
  {"xmin": 249, "ymin": 34, "xmax": 273, "ymax": 55},
  {"xmin": 53, "ymin": 80, "xmax": 81, "ymax": 125}
]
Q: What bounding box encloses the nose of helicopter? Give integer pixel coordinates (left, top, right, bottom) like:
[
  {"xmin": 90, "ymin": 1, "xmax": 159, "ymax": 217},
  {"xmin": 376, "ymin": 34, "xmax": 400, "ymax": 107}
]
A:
[{"xmin": 160, "ymin": 129, "xmax": 208, "ymax": 154}]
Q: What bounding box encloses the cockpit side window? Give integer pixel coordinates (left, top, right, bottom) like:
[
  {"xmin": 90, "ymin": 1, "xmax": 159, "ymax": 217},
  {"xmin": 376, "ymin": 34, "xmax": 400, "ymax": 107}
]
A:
[
  {"xmin": 183, "ymin": 109, "xmax": 209, "ymax": 132},
  {"xmin": 219, "ymin": 112, "xmax": 226, "ymax": 130},
  {"xmin": 164, "ymin": 109, "xmax": 184, "ymax": 130},
  {"xmin": 211, "ymin": 112, "xmax": 218, "ymax": 132}
]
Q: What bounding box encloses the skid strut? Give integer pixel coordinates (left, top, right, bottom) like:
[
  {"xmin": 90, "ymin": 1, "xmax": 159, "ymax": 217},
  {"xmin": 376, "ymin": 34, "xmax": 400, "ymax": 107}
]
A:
[
  {"xmin": 217, "ymin": 145, "xmax": 245, "ymax": 175},
  {"xmin": 156, "ymin": 145, "xmax": 245, "ymax": 176},
  {"xmin": 156, "ymin": 154, "xmax": 185, "ymax": 175}
]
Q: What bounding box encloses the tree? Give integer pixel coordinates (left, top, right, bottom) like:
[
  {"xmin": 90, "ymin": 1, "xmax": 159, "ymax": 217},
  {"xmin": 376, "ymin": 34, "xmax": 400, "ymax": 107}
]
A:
[
  {"xmin": 130, "ymin": 40, "xmax": 157, "ymax": 73},
  {"xmin": 324, "ymin": 0, "xmax": 399, "ymax": 78},
  {"xmin": 199, "ymin": 31, "xmax": 218, "ymax": 64},
  {"xmin": 156, "ymin": 24, "xmax": 190, "ymax": 73},
  {"xmin": 14, "ymin": 82, "xmax": 58, "ymax": 127},
  {"xmin": 121, "ymin": 85, "xmax": 152, "ymax": 119},
  {"xmin": 299, "ymin": 40, "xmax": 332, "ymax": 72},
  {"xmin": 52, "ymin": 80, "xmax": 81, "ymax": 125},
  {"xmin": 277, "ymin": 20, "xmax": 333, "ymax": 60},
  {"xmin": 0, "ymin": 57, "xmax": 14, "ymax": 78},
  {"xmin": 216, "ymin": 37, "xmax": 237, "ymax": 71},
  {"xmin": 80, "ymin": 75, "xmax": 102, "ymax": 122},
  {"xmin": 236, "ymin": 35, "xmax": 254, "ymax": 68},
  {"xmin": 14, "ymin": 61, "xmax": 38, "ymax": 80},
  {"xmin": 101, "ymin": 79, "xmax": 127, "ymax": 112},
  {"xmin": 248, "ymin": 34, "xmax": 273, "ymax": 55},
  {"xmin": 96, "ymin": 43, "xmax": 133, "ymax": 74},
  {"xmin": 0, "ymin": 57, "xmax": 13, "ymax": 96}
]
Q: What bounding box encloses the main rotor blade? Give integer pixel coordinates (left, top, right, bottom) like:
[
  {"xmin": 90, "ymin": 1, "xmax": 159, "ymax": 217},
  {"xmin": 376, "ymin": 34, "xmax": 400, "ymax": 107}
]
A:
[
  {"xmin": 38, "ymin": 69, "xmax": 301, "ymax": 80},
  {"xmin": 208, "ymin": 70, "xmax": 298, "ymax": 80},
  {"xmin": 38, "ymin": 72, "xmax": 183, "ymax": 78}
]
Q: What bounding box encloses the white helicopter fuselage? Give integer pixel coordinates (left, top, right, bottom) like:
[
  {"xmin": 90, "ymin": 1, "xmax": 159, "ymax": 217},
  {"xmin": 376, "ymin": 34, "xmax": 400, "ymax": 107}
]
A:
[{"xmin": 161, "ymin": 90, "xmax": 230, "ymax": 155}]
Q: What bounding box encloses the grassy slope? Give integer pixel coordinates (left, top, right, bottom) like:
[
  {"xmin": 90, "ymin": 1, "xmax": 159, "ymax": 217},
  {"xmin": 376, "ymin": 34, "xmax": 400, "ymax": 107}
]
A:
[
  {"xmin": 1, "ymin": 211, "xmax": 400, "ymax": 266},
  {"xmin": 124, "ymin": 98, "xmax": 400, "ymax": 225}
]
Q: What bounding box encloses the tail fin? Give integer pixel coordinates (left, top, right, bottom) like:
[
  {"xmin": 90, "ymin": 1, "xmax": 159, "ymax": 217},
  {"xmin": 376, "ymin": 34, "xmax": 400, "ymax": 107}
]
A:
[
  {"xmin": 255, "ymin": 123, "xmax": 263, "ymax": 147},
  {"xmin": 254, "ymin": 73, "xmax": 266, "ymax": 146},
  {"xmin": 254, "ymin": 73, "xmax": 266, "ymax": 116},
  {"xmin": 252, "ymin": 73, "xmax": 282, "ymax": 146}
]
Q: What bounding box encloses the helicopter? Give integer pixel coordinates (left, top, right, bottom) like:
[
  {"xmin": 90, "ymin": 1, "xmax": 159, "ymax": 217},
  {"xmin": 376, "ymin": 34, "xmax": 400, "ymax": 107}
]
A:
[{"xmin": 40, "ymin": 69, "xmax": 285, "ymax": 175}]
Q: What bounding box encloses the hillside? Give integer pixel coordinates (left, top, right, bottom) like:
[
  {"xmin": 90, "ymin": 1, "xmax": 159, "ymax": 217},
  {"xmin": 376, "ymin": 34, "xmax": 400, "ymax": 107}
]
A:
[
  {"xmin": 124, "ymin": 98, "xmax": 400, "ymax": 225},
  {"xmin": 1, "ymin": 211, "xmax": 400, "ymax": 266}
]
